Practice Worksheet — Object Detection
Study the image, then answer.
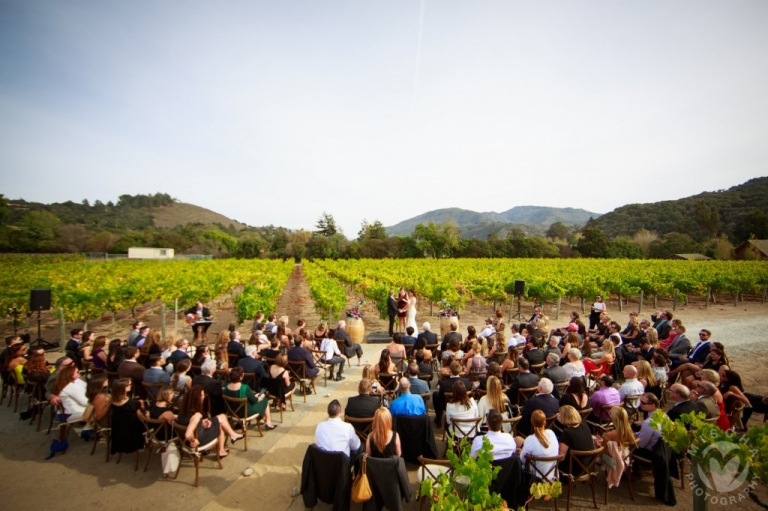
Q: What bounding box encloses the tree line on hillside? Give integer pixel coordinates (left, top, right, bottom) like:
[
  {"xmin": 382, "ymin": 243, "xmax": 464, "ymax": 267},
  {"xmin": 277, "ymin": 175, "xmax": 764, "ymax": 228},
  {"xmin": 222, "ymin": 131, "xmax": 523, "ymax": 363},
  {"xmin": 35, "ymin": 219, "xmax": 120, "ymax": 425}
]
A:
[{"xmin": 0, "ymin": 194, "xmax": 762, "ymax": 260}]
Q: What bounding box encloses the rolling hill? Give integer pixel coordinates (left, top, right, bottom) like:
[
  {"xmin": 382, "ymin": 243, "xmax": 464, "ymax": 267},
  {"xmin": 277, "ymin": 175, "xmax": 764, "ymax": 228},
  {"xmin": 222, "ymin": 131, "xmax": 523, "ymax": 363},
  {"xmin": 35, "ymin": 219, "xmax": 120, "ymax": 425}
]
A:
[{"xmin": 386, "ymin": 206, "xmax": 599, "ymax": 238}]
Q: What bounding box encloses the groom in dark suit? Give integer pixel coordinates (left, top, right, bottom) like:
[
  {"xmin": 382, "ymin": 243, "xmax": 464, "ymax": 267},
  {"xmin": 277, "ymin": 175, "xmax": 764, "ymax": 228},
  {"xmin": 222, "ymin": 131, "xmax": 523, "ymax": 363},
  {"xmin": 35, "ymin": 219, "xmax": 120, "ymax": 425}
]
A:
[{"xmin": 387, "ymin": 289, "xmax": 398, "ymax": 338}]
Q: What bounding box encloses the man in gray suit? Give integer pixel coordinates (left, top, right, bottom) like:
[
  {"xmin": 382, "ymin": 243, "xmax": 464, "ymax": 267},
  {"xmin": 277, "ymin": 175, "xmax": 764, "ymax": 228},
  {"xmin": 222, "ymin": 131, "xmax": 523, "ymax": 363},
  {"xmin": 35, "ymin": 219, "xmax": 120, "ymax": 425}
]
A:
[
  {"xmin": 668, "ymin": 324, "xmax": 691, "ymax": 362},
  {"xmin": 406, "ymin": 363, "xmax": 430, "ymax": 395},
  {"xmin": 695, "ymin": 381, "xmax": 720, "ymax": 420},
  {"xmin": 542, "ymin": 353, "xmax": 566, "ymax": 398}
]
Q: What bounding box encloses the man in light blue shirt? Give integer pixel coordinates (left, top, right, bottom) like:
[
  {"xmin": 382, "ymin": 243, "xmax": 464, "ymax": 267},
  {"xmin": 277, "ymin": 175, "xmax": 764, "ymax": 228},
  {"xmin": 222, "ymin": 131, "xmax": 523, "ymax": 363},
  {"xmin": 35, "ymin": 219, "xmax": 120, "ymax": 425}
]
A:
[
  {"xmin": 389, "ymin": 378, "xmax": 426, "ymax": 417},
  {"xmin": 406, "ymin": 363, "xmax": 430, "ymax": 395}
]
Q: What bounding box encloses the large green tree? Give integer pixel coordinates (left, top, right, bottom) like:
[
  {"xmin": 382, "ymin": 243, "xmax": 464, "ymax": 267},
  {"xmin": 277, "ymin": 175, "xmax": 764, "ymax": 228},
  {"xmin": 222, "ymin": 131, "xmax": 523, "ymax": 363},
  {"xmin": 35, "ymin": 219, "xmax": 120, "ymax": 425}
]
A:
[
  {"xmin": 16, "ymin": 210, "xmax": 60, "ymax": 252},
  {"xmin": 412, "ymin": 220, "xmax": 460, "ymax": 259},
  {"xmin": 574, "ymin": 226, "xmax": 610, "ymax": 258},
  {"xmin": 315, "ymin": 212, "xmax": 339, "ymax": 237}
]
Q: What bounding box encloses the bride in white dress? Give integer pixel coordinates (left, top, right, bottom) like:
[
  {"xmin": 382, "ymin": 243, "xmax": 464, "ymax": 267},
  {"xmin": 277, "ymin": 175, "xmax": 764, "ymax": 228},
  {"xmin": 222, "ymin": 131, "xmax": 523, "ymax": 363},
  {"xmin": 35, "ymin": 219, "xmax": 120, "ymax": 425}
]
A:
[{"xmin": 406, "ymin": 290, "xmax": 418, "ymax": 333}]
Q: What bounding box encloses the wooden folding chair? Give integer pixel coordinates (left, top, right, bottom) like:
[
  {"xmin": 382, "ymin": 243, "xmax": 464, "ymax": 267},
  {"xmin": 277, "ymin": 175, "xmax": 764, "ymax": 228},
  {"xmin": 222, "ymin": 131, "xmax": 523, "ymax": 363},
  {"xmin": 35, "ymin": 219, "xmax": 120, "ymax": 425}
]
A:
[
  {"xmin": 503, "ymin": 367, "xmax": 519, "ymax": 386},
  {"xmin": 308, "ymin": 350, "xmax": 329, "ymax": 386},
  {"xmin": 9, "ymin": 370, "xmax": 26, "ymax": 413},
  {"xmin": 502, "ymin": 415, "xmax": 522, "ymax": 436},
  {"xmin": 469, "ymin": 370, "xmax": 487, "ymax": 382},
  {"xmin": 524, "ymin": 453, "xmax": 566, "ymax": 509},
  {"xmin": 530, "ymin": 362, "xmax": 547, "ymax": 376},
  {"xmin": 586, "ymin": 404, "xmax": 620, "ymax": 434},
  {"xmin": 142, "ymin": 382, "xmax": 166, "ymax": 405},
  {"xmin": 287, "ymin": 360, "xmax": 316, "ymax": 403},
  {"xmin": 376, "ymin": 373, "xmax": 399, "ymax": 404},
  {"xmin": 417, "ymin": 456, "xmax": 454, "ymax": 511},
  {"xmin": 560, "ymin": 447, "xmax": 603, "ymax": 511},
  {"xmin": 223, "ymin": 394, "xmax": 263, "ymax": 452},
  {"xmin": 518, "ymin": 386, "xmax": 538, "ymax": 407},
  {"xmin": 391, "ymin": 354, "xmax": 406, "ymax": 375},
  {"xmin": 172, "ymin": 421, "xmax": 223, "ymax": 487},
  {"xmin": 90, "ymin": 412, "xmax": 112, "ymax": 462},
  {"xmin": 262, "ymin": 376, "xmax": 294, "ymax": 423},
  {"xmin": 344, "ymin": 415, "xmax": 374, "ymax": 443},
  {"xmin": 622, "ymin": 394, "xmax": 643, "ymax": 423},
  {"xmin": 555, "ymin": 381, "xmax": 569, "ymax": 396},
  {"xmin": 139, "ymin": 413, "xmax": 172, "ymax": 471},
  {"xmin": 447, "ymin": 417, "xmax": 482, "ymax": 456}
]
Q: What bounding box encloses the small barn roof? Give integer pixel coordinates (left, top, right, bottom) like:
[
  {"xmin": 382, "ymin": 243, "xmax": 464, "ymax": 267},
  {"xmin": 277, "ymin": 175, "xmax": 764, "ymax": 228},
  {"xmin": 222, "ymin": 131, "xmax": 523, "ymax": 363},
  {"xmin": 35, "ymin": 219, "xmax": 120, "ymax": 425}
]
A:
[{"xmin": 670, "ymin": 253, "xmax": 712, "ymax": 260}]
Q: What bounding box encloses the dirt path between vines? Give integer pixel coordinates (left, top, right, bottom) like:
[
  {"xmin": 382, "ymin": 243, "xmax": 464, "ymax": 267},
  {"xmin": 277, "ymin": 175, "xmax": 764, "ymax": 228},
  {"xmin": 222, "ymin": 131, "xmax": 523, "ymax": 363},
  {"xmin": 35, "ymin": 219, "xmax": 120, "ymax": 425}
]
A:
[{"xmin": 1, "ymin": 266, "xmax": 767, "ymax": 511}]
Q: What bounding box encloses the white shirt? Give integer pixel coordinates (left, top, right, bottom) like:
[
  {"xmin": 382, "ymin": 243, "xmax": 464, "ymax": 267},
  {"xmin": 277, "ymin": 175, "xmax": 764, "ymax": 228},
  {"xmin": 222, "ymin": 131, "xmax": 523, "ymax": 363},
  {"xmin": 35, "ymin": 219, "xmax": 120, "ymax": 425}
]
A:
[
  {"xmin": 320, "ymin": 337, "xmax": 341, "ymax": 361},
  {"xmin": 478, "ymin": 325, "xmax": 496, "ymax": 339},
  {"xmin": 618, "ymin": 379, "xmax": 645, "ymax": 404},
  {"xmin": 564, "ymin": 362, "xmax": 586, "ymax": 381},
  {"xmin": 520, "ymin": 430, "xmax": 559, "ymax": 481},
  {"xmin": 446, "ymin": 399, "xmax": 479, "ymax": 438},
  {"xmin": 477, "ymin": 395, "xmax": 512, "ymax": 433},
  {"xmin": 315, "ymin": 417, "xmax": 361, "ymax": 457},
  {"xmin": 471, "ymin": 430, "xmax": 516, "ymax": 460},
  {"xmin": 510, "ymin": 333, "xmax": 526, "ymax": 347},
  {"xmin": 59, "ymin": 379, "xmax": 88, "ymax": 421}
]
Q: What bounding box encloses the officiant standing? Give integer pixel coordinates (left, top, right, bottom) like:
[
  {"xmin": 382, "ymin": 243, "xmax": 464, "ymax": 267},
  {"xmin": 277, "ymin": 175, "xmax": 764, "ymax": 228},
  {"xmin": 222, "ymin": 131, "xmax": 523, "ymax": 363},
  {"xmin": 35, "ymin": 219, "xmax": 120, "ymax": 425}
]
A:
[{"xmin": 387, "ymin": 289, "xmax": 398, "ymax": 338}]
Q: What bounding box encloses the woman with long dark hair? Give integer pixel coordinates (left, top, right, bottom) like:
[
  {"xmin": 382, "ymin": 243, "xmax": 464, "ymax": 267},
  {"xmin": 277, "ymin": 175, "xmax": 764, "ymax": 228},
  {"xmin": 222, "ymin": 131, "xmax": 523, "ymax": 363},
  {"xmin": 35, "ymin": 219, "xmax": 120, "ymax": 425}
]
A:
[
  {"xmin": 109, "ymin": 378, "xmax": 145, "ymax": 456},
  {"xmin": 176, "ymin": 385, "xmax": 242, "ymax": 458},
  {"xmin": 445, "ymin": 381, "xmax": 478, "ymax": 438},
  {"xmin": 374, "ymin": 348, "xmax": 396, "ymax": 375}
]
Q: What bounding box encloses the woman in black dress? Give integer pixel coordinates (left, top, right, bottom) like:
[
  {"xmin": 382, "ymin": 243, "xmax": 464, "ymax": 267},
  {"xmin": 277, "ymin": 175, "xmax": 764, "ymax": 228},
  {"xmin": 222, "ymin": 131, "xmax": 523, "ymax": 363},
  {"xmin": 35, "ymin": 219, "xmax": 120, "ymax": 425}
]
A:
[
  {"xmin": 557, "ymin": 405, "xmax": 595, "ymax": 476},
  {"xmin": 148, "ymin": 386, "xmax": 177, "ymax": 442},
  {"xmin": 365, "ymin": 407, "xmax": 401, "ymax": 458},
  {"xmin": 110, "ymin": 378, "xmax": 146, "ymax": 456},
  {"xmin": 177, "ymin": 385, "xmax": 242, "ymax": 458}
]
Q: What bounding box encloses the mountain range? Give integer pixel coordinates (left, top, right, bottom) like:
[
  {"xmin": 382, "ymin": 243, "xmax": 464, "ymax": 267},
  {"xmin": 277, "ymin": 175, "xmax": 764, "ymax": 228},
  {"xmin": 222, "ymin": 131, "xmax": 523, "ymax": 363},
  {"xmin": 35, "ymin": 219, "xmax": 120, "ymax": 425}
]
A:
[{"xmin": 386, "ymin": 206, "xmax": 599, "ymax": 238}]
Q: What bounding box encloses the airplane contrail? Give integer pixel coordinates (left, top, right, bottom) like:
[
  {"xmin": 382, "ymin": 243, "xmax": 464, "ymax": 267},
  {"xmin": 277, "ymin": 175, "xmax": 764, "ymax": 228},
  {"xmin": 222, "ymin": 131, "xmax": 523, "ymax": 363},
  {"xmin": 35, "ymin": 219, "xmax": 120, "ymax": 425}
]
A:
[{"xmin": 412, "ymin": 0, "xmax": 426, "ymax": 111}]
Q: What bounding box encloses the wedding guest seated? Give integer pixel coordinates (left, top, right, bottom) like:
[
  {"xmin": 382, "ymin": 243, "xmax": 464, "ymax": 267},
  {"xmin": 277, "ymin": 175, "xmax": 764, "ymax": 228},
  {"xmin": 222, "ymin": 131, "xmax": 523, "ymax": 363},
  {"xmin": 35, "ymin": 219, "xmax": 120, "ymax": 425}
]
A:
[
  {"xmin": 589, "ymin": 375, "xmax": 621, "ymax": 423},
  {"xmin": 401, "ymin": 326, "xmax": 417, "ymax": 346},
  {"xmin": 53, "ymin": 365, "xmax": 88, "ymax": 422},
  {"xmin": 563, "ymin": 348, "xmax": 586, "ymax": 382},
  {"xmin": 315, "ymin": 399, "xmax": 361, "ymax": 457},
  {"xmin": 177, "ymin": 385, "xmax": 242, "ymax": 459},
  {"xmin": 557, "ymin": 405, "xmax": 596, "ymax": 476},
  {"xmin": 389, "ymin": 377, "xmax": 426, "ymax": 417},
  {"xmin": 268, "ymin": 354, "xmax": 296, "ymax": 410},
  {"xmin": 542, "ymin": 353, "xmax": 566, "ymax": 397},
  {"xmin": 505, "ymin": 358, "xmax": 540, "ymax": 406},
  {"xmin": 386, "ymin": 333, "xmax": 407, "ymax": 360},
  {"xmin": 374, "ymin": 349, "xmax": 397, "ymax": 376},
  {"xmin": 148, "ymin": 386, "xmax": 177, "ymax": 441},
  {"xmin": 223, "ymin": 366, "xmax": 276, "ymax": 430},
  {"xmin": 366, "ymin": 407, "xmax": 402, "ymax": 459},
  {"xmin": 166, "ymin": 338, "xmax": 191, "ymax": 371},
  {"xmin": 445, "ymin": 381, "xmax": 479, "ymax": 438},
  {"xmin": 560, "ymin": 377, "xmax": 589, "ymax": 411},
  {"xmin": 518, "ymin": 409, "xmax": 559, "ymax": 480},
  {"xmin": 415, "ymin": 351, "xmax": 433, "ymax": 381},
  {"xmin": 191, "ymin": 359, "xmax": 225, "ymax": 415},
  {"xmin": 471, "ymin": 409, "xmax": 516, "ymax": 460},
  {"xmin": 499, "ymin": 346, "xmax": 520, "ymax": 373},
  {"xmin": 406, "ymin": 363, "xmax": 430, "ymax": 395},
  {"xmin": 109, "ymin": 378, "xmax": 146, "ymax": 458},
  {"xmin": 477, "ymin": 376, "xmax": 513, "ymax": 432},
  {"xmin": 143, "ymin": 354, "xmax": 171, "ymax": 395},
  {"xmin": 345, "ymin": 379, "xmax": 380, "ymax": 428},
  {"xmin": 517, "ymin": 378, "xmax": 559, "ymax": 437},
  {"xmin": 432, "ymin": 361, "xmax": 471, "ymax": 426}
]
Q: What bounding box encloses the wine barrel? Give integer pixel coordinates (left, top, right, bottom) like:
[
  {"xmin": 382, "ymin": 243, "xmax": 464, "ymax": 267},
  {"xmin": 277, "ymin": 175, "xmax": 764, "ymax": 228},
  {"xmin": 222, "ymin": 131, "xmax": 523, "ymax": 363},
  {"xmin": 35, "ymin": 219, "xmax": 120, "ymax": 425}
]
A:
[
  {"xmin": 439, "ymin": 316, "xmax": 459, "ymax": 338},
  {"xmin": 347, "ymin": 318, "xmax": 365, "ymax": 345}
]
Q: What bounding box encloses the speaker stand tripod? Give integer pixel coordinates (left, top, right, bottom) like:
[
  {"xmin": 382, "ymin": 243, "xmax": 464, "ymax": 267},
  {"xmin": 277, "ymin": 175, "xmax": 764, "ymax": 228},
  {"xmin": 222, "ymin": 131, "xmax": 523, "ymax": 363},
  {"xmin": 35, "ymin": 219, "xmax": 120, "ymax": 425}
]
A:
[
  {"xmin": 31, "ymin": 310, "xmax": 59, "ymax": 351},
  {"xmin": 510, "ymin": 294, "xmax": 526, "ymax": 323}
]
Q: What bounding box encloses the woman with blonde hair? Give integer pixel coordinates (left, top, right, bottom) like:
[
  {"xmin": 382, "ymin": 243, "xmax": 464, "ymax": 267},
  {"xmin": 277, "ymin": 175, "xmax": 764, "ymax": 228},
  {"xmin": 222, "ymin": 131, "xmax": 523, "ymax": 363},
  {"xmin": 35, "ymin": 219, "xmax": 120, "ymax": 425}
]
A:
[
  {"xmin": 362, "ymin": 364, "xmax": 380, "ymax": 394},
  {"xmin": 583, "ymin": 338, "xmax": 615, "ymax": 376},
  {"xmin": 211, "ymin": 331, "xmax": 226, "ymax": 351},
  {"xmin": 366, "ymin": 407, "xmax": 401, "ymax": 458},
  {"xmin": 214, "ymin": 345, "xmax": 229, "ymax": 373},
  {"xmin": 558, "ymin": 405, "xmax": 595, "ymax": 476},
  {"xmin": 477, "ymin": 376, "xmax": 512, "ymax": 432},
  {"xmin": 634, "ymin": 359, "xmax": 656, "ymax": 390},
  {"xmin": 465, "ymin": 340, "xmax": 487, "ymax": 376},
  {"xmin": 599, "ymin": 407, "xmax": 637, "ymax": 449},
  {"xmin": 519, "ymin": 409, "xmax": 559, "ymax": 481}
]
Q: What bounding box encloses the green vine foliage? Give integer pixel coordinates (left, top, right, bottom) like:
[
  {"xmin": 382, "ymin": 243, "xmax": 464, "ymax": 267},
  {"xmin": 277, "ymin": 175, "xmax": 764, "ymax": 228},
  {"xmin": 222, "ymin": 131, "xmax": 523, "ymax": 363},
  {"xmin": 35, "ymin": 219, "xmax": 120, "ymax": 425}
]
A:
[
  {"xmin": 418, "ymin": 435, "xmax": 562, "ymax": 511},
  {"xmin": 650, "ymin": 410, "xmax": 768, "ymax": 486}
]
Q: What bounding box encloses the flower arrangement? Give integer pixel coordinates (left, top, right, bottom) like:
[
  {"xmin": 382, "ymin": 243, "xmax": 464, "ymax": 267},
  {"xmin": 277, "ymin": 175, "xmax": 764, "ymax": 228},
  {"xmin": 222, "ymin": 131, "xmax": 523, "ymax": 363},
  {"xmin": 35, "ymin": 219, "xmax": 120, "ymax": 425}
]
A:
[
  {"xmin": 346, "ymin": 300, "xmax": 365, "ymax": 319},
  {"xmin": 438, "ymin": 300, "xmax": 459, "ymax": 318}
]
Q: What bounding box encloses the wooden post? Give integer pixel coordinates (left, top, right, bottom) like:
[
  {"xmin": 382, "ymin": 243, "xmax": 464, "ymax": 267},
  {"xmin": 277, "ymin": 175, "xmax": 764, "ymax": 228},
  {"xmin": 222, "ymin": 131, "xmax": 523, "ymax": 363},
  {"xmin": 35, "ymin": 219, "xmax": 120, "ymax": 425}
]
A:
[
  {"xmin": 430, "ymin": 301, "xmax": 433, "ymax": 317},
  {"xmin": 508, "ymin": 296, "xmax": 514, "ymax": 323},
  {"xmin": 328, "ymin": 308, "xmax": 333, "ymax": 326},
  {"xmin": 555, "ymin": 296, "xmax": 561, "ymax": 320},
  {"xmin": 672, "ymin": 294, "xmax": 677, "ymax": 311},
  {"xmin": 618, "ymin": 294, "xmax": 623, "ymax": 312},
  {"xmin": 174, "ymin": 298, "xmax": 179, "ymax": 334},
  {"xmin": 112, "ymin": 311, "xmax": 116, "ymax": 331},
  {"xmin": 706, "ymin": 287, "xmax": 711, "ymax": 308},
  {"xmin": 763, "ymin": 286, "xmax": 767, "ymax": 304},
  {"xmin": 161, "ymin": 303, "xmax": 166, "ymax": 339},
  {"xmin": 58, "ymin": 307, "xmax": 66, "ymax": 351},
  {"xmin": 638, "ymin": 291, "xmax": 643, "ymax": 315},
  {"xmin": 83, "ymin": 320, "xmax": 88, "ymax": 332},
  {"xmin": 580, "ymin": 296, "xmax": 585, "ymax": 314},
  {"xmin": 653, "ymin": 295, "xmax": 658, "ymax": 309},
  {"xmin": 734, "ymin": 291, "xmax": 739, "ymax": 307}
]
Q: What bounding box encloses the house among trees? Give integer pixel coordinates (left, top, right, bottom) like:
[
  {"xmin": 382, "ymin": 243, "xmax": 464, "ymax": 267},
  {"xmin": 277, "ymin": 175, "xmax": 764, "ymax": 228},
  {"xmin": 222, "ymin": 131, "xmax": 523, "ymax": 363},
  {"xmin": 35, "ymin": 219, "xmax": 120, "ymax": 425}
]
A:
[
  {"xmin": 733, "ymin": 240, "xmax": 768, "ymax": 261},
  {"xmin": 668, "ymin": 253, "xmax": 712, "ymax": 261}
]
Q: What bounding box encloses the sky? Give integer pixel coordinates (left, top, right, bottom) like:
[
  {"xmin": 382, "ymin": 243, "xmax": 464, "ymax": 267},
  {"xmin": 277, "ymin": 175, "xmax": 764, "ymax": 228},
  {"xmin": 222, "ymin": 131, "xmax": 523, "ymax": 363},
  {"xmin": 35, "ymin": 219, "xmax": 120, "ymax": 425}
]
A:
[{"xmin": 1, "ymin": 0, "xmax": 767, "ymax": 237}]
